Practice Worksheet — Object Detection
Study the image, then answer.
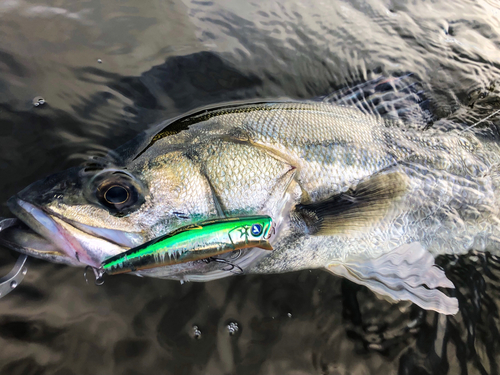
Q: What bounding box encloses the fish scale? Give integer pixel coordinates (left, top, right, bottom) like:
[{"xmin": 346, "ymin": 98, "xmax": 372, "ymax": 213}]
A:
[
  {"xmin": 231, "ymin": 104, "xmax": 396, "ymax": 200},
  {"xmin": 194, "ymin": 138, "xmax": 293, "ymax": 213}
]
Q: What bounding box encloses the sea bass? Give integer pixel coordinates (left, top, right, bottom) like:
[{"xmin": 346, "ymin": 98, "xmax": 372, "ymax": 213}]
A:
[{"xmin": 2, "ymin": 77, "xmax": 500, "ymax": 315}]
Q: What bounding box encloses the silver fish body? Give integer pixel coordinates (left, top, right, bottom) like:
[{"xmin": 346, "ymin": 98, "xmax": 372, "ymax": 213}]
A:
[{"xmin": 3, "ymin": 93, "xmax": 500, "ymax": 314}]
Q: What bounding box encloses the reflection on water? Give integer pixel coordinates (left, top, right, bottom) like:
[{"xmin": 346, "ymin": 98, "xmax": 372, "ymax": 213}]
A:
[{"xmin": 1, "ymin": 0, "xmax": 500, "ymax": 374}]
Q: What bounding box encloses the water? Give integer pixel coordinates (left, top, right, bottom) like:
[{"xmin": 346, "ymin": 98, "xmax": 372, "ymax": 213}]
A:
[{"xmin": 0, "ymin": 0, "xmax": 500, "ymax": 374}]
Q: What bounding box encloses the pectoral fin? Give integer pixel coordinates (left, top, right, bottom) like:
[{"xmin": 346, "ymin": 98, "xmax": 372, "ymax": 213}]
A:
[
  {"xmin": 326, "ymin": 242, "xmax": 459, "ymax": 315},
  {"xmin": 295, "ymin": 171, "xmax": 408, "ymax": 235}
]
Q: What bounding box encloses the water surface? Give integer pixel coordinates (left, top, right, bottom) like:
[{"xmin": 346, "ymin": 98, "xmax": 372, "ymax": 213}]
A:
[{"xmin": 1, "ymin": 0, "xmax": 500, "ymax": 374}]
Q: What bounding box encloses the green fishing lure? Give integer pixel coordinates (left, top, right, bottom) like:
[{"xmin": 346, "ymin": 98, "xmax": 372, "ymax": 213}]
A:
[{"xmin": 101, "ymin": 215, "xmax": 274, "ymax": 275}]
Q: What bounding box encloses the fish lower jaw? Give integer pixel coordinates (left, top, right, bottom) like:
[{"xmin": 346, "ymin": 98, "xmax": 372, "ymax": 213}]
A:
[{"xmin": 7, "ymin": 197, "xmax": 99, "ymax": 267}]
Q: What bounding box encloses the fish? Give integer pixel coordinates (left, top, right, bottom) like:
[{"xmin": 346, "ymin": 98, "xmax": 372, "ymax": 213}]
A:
[
  {"xmin": 101, "ymin": 215, "xmax": 274, "ymax": 275},
  {"xmin": 2, "ymin": 75, "xmax": 500, "ymax": 315}
]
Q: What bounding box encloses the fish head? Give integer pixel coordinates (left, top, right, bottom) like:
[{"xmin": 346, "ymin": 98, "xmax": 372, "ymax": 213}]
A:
[
  {"xmin": 1, "ymin": 149, "xmax": 223, "ymax": 272},
  {"xmin": 1, "ymin": 148, "xmax": 272, "ymax": 280},
  {"xmin": 5, "ymin": 166, "xmax": 145, "ymax": 267}
]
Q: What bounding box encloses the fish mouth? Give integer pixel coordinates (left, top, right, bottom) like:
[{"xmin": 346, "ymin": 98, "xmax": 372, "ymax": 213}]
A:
[{"xmin": 1, "ymin": 197, "xmax": 134, "ymax": 268}]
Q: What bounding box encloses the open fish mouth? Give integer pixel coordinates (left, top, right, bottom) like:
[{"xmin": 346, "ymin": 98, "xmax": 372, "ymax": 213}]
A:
[
  {"xmin": 0, "ymin": 197, "xmax": 133, "ymax": 268},
  {"xmin": 0, "ymin": 217, "xmax": 77, "ymax": 265}
]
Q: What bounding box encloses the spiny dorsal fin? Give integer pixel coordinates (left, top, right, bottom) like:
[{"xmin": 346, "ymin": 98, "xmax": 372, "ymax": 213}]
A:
[{"xmin": 295, "ymin": 171, "xmax": 408, "ymax": 235}]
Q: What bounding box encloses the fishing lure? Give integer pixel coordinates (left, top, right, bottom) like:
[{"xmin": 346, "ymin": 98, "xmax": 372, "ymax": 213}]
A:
[{"xmin": 101, "ymin": 215, "xmax": 275, "ymax": 275}]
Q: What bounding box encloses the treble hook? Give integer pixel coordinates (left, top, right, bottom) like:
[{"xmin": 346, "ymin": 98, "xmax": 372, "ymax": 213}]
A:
[
  {"xmin": 84, "ymin": 266, "xmax": 105, "ymax": 286},
  {"xmin": 227, "ymin": 249, "xmax": 242, "ymax": 261},
  {"xmin": 202, "ymin": 257, "xmax": 244, "ymax": 275}
]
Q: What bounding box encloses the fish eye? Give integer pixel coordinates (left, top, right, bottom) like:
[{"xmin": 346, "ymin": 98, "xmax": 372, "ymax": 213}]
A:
[
  {"xmin": 104, "ymin": 185, "xmax": 130, "ymax": 205},
  {"xmin": 250, "ymin": 223, "xmax": 263, "ymax": 236},
  {"xmin": 89, "ymin": 170, "xmax": 145, "ymax": 215}
]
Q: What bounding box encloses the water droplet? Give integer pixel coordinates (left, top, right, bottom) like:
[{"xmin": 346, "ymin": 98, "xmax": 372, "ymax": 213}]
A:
[
  {"xmin": 22, "ymin": 268, "xmax": 27, "ymax": 275},
  {"xmin": 33, "ymin": 96, "xmax": 45, "ymax": 107},
  {"xmin": 366, "ymin": 325, "xmax": 378, "ymax": 333},
  {"xmin": 193, "ymin": 325, "xmax": 201, "ymax": 339},
  {"xmin": 10, "ymin": 280, "xmax": 17, "ymax": 289},
  {"xmin": 287, "ymin": 313, "xmax": 292, "ymax": 318},
  {"xmin": 227, "ymin": 321, "xmax": 239, "ymax": 335},
  {"xmin": 97, "ymin": 59, "xmax": 102, "ymax": 63},
  {"xmin": 407, "ymin": 319, "xmax": 419, "ymax": 329}
]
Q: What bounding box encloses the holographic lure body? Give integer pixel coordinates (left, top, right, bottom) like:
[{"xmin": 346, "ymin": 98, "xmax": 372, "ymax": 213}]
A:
[{"xmin": 102, "ymin": 215, "xmax": 274, "ymax": 275}]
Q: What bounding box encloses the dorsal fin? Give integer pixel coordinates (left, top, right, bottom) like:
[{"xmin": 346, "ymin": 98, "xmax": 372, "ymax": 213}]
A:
[{"xmin": 294, "ymin": 171, "xmax": 408, "ymax": 235}]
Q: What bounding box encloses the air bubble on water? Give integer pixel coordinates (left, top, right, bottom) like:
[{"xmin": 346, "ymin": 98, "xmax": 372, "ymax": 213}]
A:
[
  {"xmin": 366, "ymin": 325, "xmax": 378, "ymax": 333},
  {"xmin": 287, "ymin": 313, "xmax": 292, "ymax": 318},
  {"xmin": 227, "ymin": 321, "xmax": 239, "ymax": 335},
  {"xmin": 179, "ymin": 279, "xmax": 185, "ymax": 285},
  {"xmin": 407, "ymin": 319, "xmax": 419, "ymax": 329},
  {"xmin": 368, "ymin": 343, "xmax": 383, "ymax": 351},
  {"xmin": 366, "ymin": 333, "xmax": 379, "ymax": 343},
  {"xmin": 97, "ymin": 59, "xmax": 102, "ymax": 63},
  {"xmin": 10, "ymin": 280, "xmax": 17, "ymax": 289},
  {"xmin": 33, "ymin": 96, "xmax": 45, "ymax": 107},
  {"xmin": 193, "ymin": 325, "xmax": 201, "ymax": 339}
]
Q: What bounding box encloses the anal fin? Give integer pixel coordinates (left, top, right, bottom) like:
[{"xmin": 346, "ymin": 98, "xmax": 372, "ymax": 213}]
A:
[{"xmin": 326, "ymin": 242, "xmax": 459, "ymax": 315}]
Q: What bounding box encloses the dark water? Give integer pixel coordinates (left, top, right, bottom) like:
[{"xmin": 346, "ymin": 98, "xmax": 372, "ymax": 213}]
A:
[{"xmin": 1, "ymin": 0, "xmax": 500, "ymax": 374}]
